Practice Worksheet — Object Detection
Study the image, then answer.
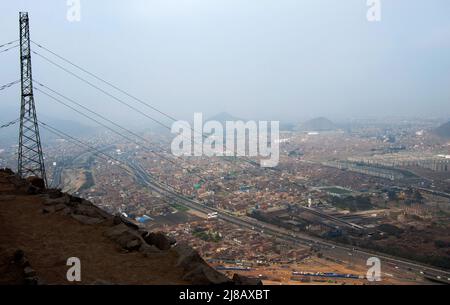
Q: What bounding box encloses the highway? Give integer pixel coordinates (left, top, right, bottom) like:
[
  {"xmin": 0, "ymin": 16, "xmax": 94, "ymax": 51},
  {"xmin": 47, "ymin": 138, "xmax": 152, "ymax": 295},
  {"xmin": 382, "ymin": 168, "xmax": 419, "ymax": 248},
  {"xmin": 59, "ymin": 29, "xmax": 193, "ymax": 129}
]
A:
[
  {"xmin": 296, "ymin": 205, "xmax": 364, "ymax": 231},
  {"xmin": 123, "ymin": 156, "xmax": 450, "ymax": 284},
  {"xmin": 417, "ymin": 187, "xmax": 450, "ymax": 199},
  {"xmin": 49, "ymin": 146, "xmax": 115, "ymax": 189}
]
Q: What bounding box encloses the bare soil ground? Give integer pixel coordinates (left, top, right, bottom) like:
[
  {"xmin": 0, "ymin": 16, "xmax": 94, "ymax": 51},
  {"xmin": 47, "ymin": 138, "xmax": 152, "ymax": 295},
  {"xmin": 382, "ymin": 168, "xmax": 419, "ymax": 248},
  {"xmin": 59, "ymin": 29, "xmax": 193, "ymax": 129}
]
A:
[{"xmin": 0, "ymin": 172, "xmax": 190, "ymax": 285}]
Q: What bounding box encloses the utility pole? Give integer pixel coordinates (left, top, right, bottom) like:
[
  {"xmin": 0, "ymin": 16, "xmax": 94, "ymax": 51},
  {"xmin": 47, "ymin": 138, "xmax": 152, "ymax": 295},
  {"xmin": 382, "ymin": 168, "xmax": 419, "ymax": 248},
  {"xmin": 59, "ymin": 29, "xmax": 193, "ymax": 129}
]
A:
[{"xmin": 18, "ymin": 12, "xmax": 47, "ymax": 186}]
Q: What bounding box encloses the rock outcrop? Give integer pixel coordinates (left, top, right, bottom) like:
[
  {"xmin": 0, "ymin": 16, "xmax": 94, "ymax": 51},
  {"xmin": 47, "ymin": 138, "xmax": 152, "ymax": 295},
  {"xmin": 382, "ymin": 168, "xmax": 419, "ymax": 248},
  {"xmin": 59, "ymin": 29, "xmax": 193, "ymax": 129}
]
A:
[
  {"xmin": 232, "ymin": 273, "xmax": 263, "ymax": 285},
  {"xmin": 0, "ymin": 168, "xmax": 251, "ymax": 285},
  {"xmin": 171, "ymin": 243, "xmax": 231, "ymax": 285}
]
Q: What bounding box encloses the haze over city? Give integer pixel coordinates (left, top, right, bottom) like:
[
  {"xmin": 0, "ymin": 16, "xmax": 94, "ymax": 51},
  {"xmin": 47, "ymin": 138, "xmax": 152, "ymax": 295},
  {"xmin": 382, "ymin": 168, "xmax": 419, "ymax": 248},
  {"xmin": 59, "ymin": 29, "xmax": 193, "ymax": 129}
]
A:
[{"xmin": 1, "ymin": 0, "xmax": 450, "ymax": 126}]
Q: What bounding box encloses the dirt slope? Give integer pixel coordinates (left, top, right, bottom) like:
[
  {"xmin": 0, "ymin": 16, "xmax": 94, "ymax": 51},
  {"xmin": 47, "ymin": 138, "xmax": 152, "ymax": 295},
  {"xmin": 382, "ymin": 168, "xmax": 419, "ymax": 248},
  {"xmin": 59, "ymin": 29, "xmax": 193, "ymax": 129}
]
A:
[{"xmin": 0, "ymin": 169, "xmax": 234, "ymax": 285}]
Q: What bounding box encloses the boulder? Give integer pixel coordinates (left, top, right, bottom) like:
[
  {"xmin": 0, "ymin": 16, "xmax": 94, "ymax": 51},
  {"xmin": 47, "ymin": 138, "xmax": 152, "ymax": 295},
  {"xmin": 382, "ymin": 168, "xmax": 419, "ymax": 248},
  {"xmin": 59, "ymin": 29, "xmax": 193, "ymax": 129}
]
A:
[
  {"xmin": 0, "ymin": 168, "xmax": 14, "ymax": 175},
  {"xmin": 73, "ymin": 204, "xmax": 104, "ymax": 218},
  {"xmin": 26, "ymin": 176, "xmax": 45, "ymax": 189},
  {"xmin": 171, "ymin": 243, "xmax": 232, "ymax": 284},
  {"xmin": 95, "ymin": 209, "xmax": 114, "ymax": 221},
  {"xmin": 232, "ymin": 274, "xmax": 263, "ymax": 285},
  {"xmin": 138, "ymin": 228, "xmax": 149, "ymax": 237},
  {"xmin": 43, "ymin": 195, "xmax": 70, "ymax": 206},
  {"xmin": 69, "ymin": 195, "xmax": 83, "ymax": 204},
  {"xmin": 26, "ymin": 185, "xmax": 38, "ymax": 195},
  {"xmin": 124, "ymin": 239, "xmax": 141, "ymax": 250},
  {"xmin": 43, "ymin": 203, "xmax": 67, "ymax": 214},
  {"xmin": 61, "ymin": 198, "xmax": 113, "ymax": 221},
  {"xmin": 42, "ymin": 206, "xmax": 56, "ymax": 214},
  {"xmin": 54, "ymin": 203, "xmax": 67, "ymax": 212},
  {"xmin": 61, "ymin": 207, "xmax": 72, "ymax": 215},
  {"xmin": 47, "ymin": 189, "xmax": 63, "ymax": 199},
  {"xmin": 139, "ymin": 244, "xmax": 161, "ymax": 256},
  {"xmin": 182, "ymin": 264, "xmax": 231, "ymax": 285},
  {"xmin": 71, "ymin": 214, "xmax": 105, "ymax": 225},
  {"xmin": 9, "ymin": 176, "xmax": 28, "ymax": 189},
  {"xmin": 105, "ymin": 223, "xmax": 129, "ymax": 238},
  {"xmin": 104, "ymin": 223, "xmax": 143, "ymax": 251},
  {"xmin": 142, "ymin": 232, "xmax": 171, "ymax": 250},
  {"xmin": 172, "ymin": 243, "xmax": 205, "ymax": 270},
  {"xmin": 113, "ymin": 214, "xmax": 140, "ymax": 230}
]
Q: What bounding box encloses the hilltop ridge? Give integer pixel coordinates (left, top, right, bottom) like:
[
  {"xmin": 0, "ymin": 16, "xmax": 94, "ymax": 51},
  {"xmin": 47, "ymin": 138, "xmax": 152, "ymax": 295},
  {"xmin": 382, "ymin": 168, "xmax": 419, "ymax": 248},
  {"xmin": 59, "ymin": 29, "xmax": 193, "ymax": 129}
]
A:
[{"xmin": 0, "ymin": 168, "xmax": 260, "ymax": 285}]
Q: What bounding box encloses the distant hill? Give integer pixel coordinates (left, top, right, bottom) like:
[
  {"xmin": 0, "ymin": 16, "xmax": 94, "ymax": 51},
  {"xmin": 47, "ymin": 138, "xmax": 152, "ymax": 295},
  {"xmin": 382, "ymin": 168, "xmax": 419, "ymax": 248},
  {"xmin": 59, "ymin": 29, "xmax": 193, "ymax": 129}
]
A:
[
  {"xmin": 0, "ymin": 107, "xmax": 96, "ymax": 146},
  {"xmin": 298, "ymin": 117, "xmax": 337, "ymax": 132},
  {"xmin": 207, "ymin": 113, "xmax": 296, "ymax": 131},
  {"xmin": 39, "ymin": 117, "xmax": 95, "ymax": 138},
  {"xmin": 433, "ymin": 121, "xmax": 450, "ymax": 139},
  {"xmin": 279, "ymin": 122, "xmax": 295, "ymax": 131},
  {"xmin": 207, "ymin": 112, "xmax": 243, "ymax": 123}
]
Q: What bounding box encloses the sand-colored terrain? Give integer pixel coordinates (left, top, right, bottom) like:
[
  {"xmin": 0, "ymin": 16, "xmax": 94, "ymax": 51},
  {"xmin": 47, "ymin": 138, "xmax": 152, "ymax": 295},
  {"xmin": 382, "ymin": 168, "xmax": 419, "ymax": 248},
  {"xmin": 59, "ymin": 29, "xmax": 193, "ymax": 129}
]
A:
[{"xmin": 0, "ymin": 171, "xmax": 193, "ymax": 285}]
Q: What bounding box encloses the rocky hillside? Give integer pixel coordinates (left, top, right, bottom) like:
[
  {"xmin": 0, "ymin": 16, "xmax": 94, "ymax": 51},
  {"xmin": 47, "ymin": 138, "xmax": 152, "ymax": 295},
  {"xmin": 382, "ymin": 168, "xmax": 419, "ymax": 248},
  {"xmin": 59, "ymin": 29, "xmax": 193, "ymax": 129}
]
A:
[{"xmin": 0, "ymin": 168, "xmax": 260, "ymax": 285}]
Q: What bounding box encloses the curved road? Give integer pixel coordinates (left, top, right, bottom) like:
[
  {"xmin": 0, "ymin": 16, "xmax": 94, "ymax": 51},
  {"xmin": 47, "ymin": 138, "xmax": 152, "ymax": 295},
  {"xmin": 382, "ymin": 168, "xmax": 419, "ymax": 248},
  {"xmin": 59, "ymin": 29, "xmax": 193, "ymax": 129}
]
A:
[{"xmin": 125, "ymin": 157, "xmax": 450, "ymax": 284}]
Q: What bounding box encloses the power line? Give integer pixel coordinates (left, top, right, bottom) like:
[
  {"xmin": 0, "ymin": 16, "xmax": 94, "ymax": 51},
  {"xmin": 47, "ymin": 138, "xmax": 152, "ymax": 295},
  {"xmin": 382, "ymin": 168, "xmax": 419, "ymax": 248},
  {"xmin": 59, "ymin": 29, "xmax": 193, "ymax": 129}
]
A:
[
  {"xmin": 31, "ymin": 47, "xmax": 228, "ymax": 168},
  {"xmin": 33, "ymin": 84, "xmax": 272, "ymax": 201},
  {"xmin": 33, "ymin": 84, "xmax": 272, "ymax": 207},
  {"xmin": 35, "ymin": 80, "xmax": 154, "ymax": 142},
  {"xmin": 0, "ymin": 118, "xmax": 19, "ymax": 129},
  {"xmin": 39, "ymin": 120, "xmax": 136, "ymax": 178},
  {"xmin": 31, "ymin": 41, "xmax": 304, "ymax": 191},
  {"xmin": 30, "ymin": 42, "xmax": 230, "ymax": 145},
  {"xmin": 33, "ymin": 82, "xmax": 262, "ymax": 190},
  {"xmin": 0, "ymin": 39, "xmax": 19, "ymax": 48},
  {"xmin": 33, "ymin": 84, "xmax": 302, "ymax": 209},
  {"xmin": 32, "ymin": 46, "xmax": 274, "ymax": 170},
  {"xmin": 32, "ymin": 50, "xmax": 173, "ymax": 131},
  {"xmin": 0, "ymin": 80, "xmax": 20, "ymax": 91},
  {"xmin": 34, "ymin": 87, "xmax": 305, "ymax": 218},
  {"xmin": 33, "ymin": 85, "xmax": 206, "ymax": 181},
  {"xmin": 31, "ymin": 41, "xmax": 282, "ymax": 172},
  {"xmin": 0, "ymin": 44, "xmax": 19, "ymax": 54},
  {"xmin": 39, "ymin": 121, "xmax": 195, "ymax": 210},
  {"xmin": 31, "ymin": 49, "xmax": 262, "ymax": 168},
  {"xmin": 31, "ymin": 40, "xmax": 178, "ymax": 123}
]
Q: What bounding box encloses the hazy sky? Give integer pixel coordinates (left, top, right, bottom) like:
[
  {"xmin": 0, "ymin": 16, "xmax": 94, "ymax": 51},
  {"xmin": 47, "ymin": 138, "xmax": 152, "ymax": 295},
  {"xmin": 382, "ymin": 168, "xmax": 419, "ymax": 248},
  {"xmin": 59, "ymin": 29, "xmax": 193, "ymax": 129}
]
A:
[{"xmin": 1, "ymin": 0, "xmax": 450, "ymax": 126}]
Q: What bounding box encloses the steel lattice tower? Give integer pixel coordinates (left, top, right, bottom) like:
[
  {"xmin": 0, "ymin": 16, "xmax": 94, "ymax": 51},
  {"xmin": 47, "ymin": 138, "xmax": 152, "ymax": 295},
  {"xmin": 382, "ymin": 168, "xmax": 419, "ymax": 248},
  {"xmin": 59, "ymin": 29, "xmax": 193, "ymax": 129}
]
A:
[{"xmin": 18, "ymin": 12, "xmax": 47, "ymax": 186}]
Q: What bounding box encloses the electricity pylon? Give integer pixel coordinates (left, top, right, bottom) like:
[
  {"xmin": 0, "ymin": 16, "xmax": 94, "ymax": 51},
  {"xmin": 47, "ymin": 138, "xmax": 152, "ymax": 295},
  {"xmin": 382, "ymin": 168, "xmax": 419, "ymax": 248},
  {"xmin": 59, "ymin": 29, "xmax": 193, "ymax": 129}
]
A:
[{"xmin": 17, "ymin": 12, "xmax": 47, "ymax": 186}]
